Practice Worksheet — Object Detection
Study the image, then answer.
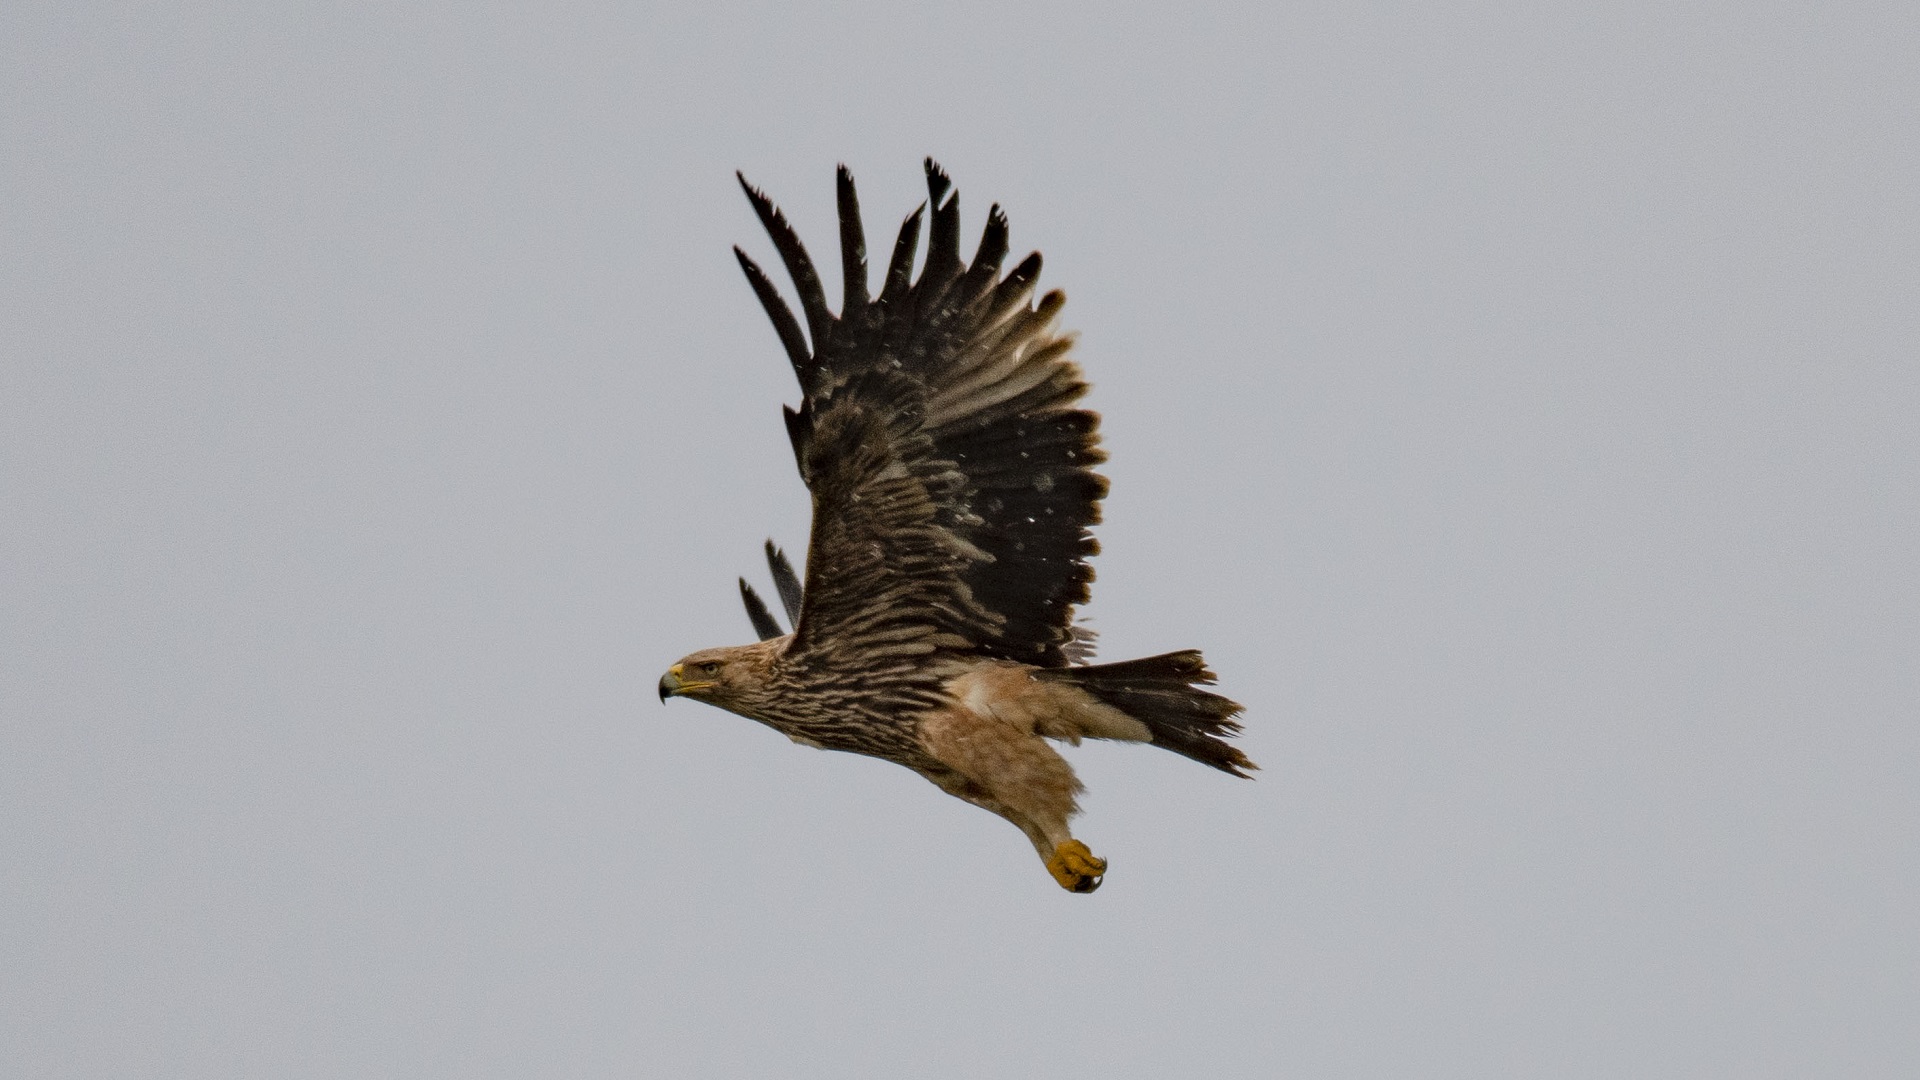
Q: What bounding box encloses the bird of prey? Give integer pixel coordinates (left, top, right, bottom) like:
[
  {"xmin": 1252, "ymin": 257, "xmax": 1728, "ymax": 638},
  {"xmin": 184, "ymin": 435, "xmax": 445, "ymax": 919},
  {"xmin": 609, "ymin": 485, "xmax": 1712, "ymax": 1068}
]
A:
[{"xmin": 659, "ymin": 160, "xmax": 1251, "ymax": 893}]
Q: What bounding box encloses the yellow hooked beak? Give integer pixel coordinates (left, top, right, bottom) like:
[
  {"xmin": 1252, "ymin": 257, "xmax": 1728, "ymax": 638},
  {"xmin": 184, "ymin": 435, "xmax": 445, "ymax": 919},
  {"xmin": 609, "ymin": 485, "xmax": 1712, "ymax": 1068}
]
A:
[{"xmin": 657, "ymin": 663, "xmax": 716, "ymax": 702}]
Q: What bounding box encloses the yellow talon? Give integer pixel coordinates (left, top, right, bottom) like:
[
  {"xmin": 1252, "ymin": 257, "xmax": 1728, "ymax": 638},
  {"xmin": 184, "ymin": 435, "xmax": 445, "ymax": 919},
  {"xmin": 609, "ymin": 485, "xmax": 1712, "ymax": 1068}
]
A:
[{"xmin": 1046, "ymin": 840, "xmax": 1107, "ymax": 893}]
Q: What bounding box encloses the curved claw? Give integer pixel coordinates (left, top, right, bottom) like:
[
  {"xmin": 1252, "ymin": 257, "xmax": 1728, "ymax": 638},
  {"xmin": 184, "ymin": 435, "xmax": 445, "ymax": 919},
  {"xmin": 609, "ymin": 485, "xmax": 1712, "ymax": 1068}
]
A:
[{"xmin": 1046, "ymin": 840, "xmax": 1107, "ymax": 893}]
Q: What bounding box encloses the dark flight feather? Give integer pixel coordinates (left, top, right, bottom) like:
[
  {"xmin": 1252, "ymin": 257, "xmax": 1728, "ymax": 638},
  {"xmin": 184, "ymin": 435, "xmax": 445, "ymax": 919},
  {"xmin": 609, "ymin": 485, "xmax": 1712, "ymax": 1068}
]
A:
[
  {"xmin": 736, "ymin": 172, "xmax": 832, "ymax": 352},
  {"xmin": 876, "ymin": 204, "xmax": 925, "ymax": 312},
  {"xmin": 835, "ymin": 166, "xmax": 868, "ymax": 317},
  {"xmin": 734, "ymin": 248, "xmax": 813, "ymax": 390},
  {"xmin": 764, "ymin": 540, "xmax": 803, "ymax": 627},
  {"xmin": 739, "ymin": 578, "xmax": 783, "ymax": 641},
  {"xmin": 921, "ymin": 159, "xmax": 963, "ymax": 300}
]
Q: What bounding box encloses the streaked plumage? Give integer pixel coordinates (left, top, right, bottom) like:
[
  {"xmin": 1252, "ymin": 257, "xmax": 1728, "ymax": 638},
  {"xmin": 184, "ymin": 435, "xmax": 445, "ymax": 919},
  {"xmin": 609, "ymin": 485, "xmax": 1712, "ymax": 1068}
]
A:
[{"xmin": 660, "ymin": 161, "xmax": 1251, "ymax": 892}]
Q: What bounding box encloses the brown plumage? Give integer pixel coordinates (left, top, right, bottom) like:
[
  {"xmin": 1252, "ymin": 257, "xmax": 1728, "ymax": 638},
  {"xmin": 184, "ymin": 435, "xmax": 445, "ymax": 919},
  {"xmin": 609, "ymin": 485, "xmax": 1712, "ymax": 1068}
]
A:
[{"xmin": 660, "ymin": 161, "xmax": 1251, "ymax": 893}]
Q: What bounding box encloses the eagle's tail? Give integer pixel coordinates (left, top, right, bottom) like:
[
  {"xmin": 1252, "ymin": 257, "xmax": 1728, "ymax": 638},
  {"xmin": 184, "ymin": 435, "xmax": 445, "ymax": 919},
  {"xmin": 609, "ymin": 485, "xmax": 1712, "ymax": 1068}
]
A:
[{"xmin": 1049, "ymin": 650, "xmax": 1254, "ymax": 777}]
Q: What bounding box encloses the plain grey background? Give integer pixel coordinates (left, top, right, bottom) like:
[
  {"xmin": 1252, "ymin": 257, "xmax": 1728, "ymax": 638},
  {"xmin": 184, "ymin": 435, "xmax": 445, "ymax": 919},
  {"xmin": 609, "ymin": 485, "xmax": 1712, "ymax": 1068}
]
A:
[{"xmin": 5, "ymin": 2, "xmax": 1915, "ymax": 1076}]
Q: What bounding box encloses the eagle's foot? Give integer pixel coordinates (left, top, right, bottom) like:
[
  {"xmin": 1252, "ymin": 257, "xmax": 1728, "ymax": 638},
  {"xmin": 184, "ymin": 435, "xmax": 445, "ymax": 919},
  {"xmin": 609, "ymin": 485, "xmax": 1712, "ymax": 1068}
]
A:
[{"xmin": 1047, "ymin": 840, "xmax": 1106, "ymax": 893}]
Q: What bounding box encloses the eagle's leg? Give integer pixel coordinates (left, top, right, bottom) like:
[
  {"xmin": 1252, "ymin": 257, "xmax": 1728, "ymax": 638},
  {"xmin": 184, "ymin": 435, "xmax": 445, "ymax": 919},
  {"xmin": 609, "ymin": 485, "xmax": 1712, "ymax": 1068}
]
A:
[{"xmin": 917, "ymin": 707, "xmax": 1106, "ymax": 893}]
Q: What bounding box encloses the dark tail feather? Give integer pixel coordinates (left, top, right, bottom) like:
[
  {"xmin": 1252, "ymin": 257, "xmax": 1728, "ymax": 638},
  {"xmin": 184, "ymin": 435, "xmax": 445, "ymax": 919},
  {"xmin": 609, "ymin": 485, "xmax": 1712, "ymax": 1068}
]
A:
[{"xmin": 1047, "ymin": 650, "xmax": 1254, "ymax": 777}]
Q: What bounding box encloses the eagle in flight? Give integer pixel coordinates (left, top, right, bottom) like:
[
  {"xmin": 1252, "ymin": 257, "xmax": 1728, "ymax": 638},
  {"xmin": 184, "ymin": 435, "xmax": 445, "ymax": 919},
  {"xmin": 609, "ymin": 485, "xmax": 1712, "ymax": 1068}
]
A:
[{"xmin": 659, "ymin": 160, "xmax": 1251, "ymax": 892}]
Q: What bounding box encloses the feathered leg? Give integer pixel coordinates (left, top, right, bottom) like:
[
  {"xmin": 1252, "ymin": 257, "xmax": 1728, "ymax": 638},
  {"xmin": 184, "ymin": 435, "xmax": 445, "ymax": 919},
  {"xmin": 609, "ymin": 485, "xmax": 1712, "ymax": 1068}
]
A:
[{"xmin": 916, "ymin": 706, "xmax": 1106, "ymax": 893}]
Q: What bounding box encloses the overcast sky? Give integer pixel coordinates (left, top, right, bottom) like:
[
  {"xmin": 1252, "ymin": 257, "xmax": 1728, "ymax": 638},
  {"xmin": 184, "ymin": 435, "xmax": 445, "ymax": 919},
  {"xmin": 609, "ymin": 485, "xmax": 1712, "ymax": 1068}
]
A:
[{"xmin": 5, "ymin": 2, "xmax": 1916, "ymax": 1077}]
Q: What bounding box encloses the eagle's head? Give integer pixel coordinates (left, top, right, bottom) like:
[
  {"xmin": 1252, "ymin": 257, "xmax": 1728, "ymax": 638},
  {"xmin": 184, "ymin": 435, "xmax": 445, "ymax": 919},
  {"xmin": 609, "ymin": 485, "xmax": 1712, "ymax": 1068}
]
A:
[{"xmin": 658, "ymin": 640, "xmax": 783, "ymax": 717}]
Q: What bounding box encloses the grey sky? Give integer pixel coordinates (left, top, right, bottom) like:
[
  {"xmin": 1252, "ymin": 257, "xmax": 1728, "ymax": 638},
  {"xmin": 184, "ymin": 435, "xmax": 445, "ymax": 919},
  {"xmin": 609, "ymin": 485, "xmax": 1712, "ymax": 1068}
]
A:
[{"xmin": 4, "ymin": 2, "xmax": 1916, "ymax": 1076}]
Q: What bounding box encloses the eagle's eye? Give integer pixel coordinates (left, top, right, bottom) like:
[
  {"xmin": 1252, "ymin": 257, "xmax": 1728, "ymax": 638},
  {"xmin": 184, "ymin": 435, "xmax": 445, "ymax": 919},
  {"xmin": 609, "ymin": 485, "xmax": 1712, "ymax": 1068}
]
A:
[{"xmin": 698, "ymin": 661, "xmax": 721, "ymax": 676}]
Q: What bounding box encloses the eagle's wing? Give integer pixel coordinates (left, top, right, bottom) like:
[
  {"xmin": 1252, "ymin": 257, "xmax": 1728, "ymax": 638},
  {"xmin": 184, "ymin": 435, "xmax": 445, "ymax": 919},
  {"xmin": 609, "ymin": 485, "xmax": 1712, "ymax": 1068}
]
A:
[{"xmin": 735, "ymin": 161, "xmax": 1107, "ymax": 669}]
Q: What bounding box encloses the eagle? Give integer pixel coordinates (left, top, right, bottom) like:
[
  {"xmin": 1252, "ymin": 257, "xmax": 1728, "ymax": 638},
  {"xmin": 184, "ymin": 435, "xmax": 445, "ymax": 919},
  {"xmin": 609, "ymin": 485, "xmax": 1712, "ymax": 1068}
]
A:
[{"xmin": 659, "ymin": 161, "xmax": 1251, "ymax": 893}]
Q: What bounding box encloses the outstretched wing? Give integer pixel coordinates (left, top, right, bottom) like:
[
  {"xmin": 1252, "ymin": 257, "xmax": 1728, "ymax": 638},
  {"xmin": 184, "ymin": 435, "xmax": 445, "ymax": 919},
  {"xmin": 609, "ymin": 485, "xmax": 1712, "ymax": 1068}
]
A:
[{"xmin": 735, "ymin": 161, "xmax": 1107, "ymax": 669}]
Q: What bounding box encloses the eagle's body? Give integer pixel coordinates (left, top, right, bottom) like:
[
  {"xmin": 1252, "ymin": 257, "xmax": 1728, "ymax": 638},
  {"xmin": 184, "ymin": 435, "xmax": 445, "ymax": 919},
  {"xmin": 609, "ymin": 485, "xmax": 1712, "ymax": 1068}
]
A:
[{"xmin": 660, "ymin": 162, "xmax": 1250, "ymax": 892}]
